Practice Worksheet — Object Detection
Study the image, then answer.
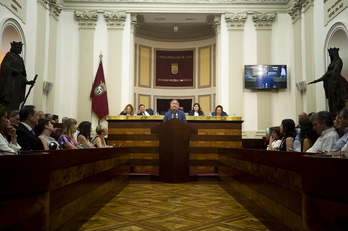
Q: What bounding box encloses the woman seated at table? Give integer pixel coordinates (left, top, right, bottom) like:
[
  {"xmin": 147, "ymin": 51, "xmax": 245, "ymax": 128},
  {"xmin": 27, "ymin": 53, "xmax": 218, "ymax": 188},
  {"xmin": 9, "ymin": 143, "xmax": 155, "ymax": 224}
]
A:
[
  {"xmin": 188, "ymin": 103, "xmax": 205, "ymax": 116},
  {"xmin": 36, "ymin": 118, "xmax": 59, "ymax": 150},
  {"xmin": 77, "ymin": 121, "xmax": 95, "ymax": 148},
  {"xmin": 120, "ymin": 104, "xmax": 135, "ymax": 116},
  {"xmin": 58, "ymin": 118, "xmax": 82, "ymax": 149},
  {"xmin": 0, "ymin": 104, "xmax": 21, "ymax": 154},
  {"xmin": 278, "ymin": 119, "xmax": 296, "ymax": 151},
  {"xmin": 92, "ymin": 124, "xmax": 110, "ymax": 148},
  {"xmin": 266, "ymin": 126, "xmax": 282, "ymax": 150},
  {"xmin": 212, "ymin": 105, "xmax": 228, "ymax": 116}
]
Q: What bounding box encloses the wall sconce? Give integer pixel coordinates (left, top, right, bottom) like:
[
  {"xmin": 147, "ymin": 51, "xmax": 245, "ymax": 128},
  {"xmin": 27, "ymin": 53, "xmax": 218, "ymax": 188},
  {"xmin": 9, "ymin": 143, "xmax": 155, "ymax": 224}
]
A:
[{"xmin": 174, "ymin": 25, "xmax": 178, "ymax": 32}]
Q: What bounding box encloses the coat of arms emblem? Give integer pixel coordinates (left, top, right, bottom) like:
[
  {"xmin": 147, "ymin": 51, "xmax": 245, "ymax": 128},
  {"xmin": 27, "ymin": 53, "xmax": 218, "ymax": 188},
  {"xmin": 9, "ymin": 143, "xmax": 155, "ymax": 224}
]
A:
[{"xmin": 171, "ymin": 63, "xmax": 178, "ymax": 75}]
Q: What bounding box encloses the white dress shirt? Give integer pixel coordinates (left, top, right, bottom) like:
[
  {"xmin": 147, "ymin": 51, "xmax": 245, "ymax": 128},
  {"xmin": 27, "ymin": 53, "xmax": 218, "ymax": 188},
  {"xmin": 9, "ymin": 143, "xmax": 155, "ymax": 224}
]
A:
[
  {"xmin": 0, "ymin": 133, "xmax": 21, "ymax": 154},
  {"xmin": 306, "ymin": 127, "xmax": 340, "ymax": 153}
]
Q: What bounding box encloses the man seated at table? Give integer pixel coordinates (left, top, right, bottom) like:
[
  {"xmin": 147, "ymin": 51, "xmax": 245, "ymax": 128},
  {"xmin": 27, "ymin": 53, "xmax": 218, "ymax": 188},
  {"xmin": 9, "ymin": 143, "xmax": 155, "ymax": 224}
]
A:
[
  {"xmin": 137, "ymin": 104, "xmax": 154, "ymax": 116},
  {"xmin": 306, "ymin": 111, "xmax": 339, "ymax": 153},
  {"xmin": 163, "ymin": 99, "xmax": 187, "ymax": 122},
  {"xmin": 16, "ymin": 105, "xmax": 44, "ymax": 151}
]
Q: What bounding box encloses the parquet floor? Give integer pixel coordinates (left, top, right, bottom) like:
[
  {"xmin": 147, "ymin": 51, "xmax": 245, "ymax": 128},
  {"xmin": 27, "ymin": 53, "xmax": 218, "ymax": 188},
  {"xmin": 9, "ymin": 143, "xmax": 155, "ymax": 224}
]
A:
[{"xmin": 76, "ymin": 178, "xmax": 286, "ymax": 231}]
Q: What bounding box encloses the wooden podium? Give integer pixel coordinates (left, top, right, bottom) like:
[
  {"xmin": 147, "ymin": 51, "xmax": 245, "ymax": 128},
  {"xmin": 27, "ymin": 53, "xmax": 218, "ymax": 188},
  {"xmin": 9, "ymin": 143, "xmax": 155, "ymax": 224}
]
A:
[{"xmin": 156, "ymin": 118, "xmax": 195, "ymax": 183}]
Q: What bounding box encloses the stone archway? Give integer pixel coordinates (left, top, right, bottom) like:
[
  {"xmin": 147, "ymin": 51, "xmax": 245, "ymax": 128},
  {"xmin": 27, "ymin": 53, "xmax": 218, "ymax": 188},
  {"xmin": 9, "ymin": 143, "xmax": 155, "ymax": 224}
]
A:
[{"xmin": 0, "ymin": 19, "xmax": 25, "ymax": 63}]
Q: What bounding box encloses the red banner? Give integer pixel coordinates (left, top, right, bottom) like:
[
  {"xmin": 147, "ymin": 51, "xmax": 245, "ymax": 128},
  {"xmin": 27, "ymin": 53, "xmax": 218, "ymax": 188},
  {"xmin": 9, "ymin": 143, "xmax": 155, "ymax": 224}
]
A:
[
  {"xmin": 90, "ymin": 61, "xmax": 109, "ymax": 121},
  {"xmin": 155, "ymin": 50, "xmax": 193, "ymax": 87}
]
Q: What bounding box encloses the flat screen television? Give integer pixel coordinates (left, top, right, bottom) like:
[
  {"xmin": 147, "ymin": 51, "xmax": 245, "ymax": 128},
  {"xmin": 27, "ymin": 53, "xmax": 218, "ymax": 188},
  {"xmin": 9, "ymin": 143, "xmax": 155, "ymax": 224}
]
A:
[{"xmin": 244, "ymin": 65, "xmax": 287, "ymax": 89}]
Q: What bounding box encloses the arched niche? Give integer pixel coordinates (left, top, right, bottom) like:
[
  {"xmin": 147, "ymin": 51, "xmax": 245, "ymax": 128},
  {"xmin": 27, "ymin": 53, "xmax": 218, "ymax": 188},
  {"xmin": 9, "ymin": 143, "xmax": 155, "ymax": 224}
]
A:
[
  {"xmin": 0, "ymin": 19, "xmax": 25, "ymax": 63},
  {"xmin": 324, "ymin": 22, "xmax": 348, "ymax": 80}
]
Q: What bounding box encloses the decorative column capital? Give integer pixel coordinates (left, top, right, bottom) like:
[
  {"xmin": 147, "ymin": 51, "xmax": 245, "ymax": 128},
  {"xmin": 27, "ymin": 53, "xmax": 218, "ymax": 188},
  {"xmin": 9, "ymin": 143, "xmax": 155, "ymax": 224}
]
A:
[
  {"xmin": 302, "ymin": 0, "xmax": 313, "ymax": 13},
  {"xmin": 253, "ymin": 12, "xmax": 277, "ymax": 29},
  {"xmin": 225, "ymin": 13, "xmax": 247, "ymax": 30},
  {"xmin": 48, "ymin": 0, "xmax": 62, "ymax": 20},
  {"xmin": 38, "ymin": 0, "xmax": 49, "ymax": 8},
  {"xmin": 131, "ymin": 15, "xmax": 139, "ymax": 33},
  {"xmin": 212, "ymin": 16, "xmax": 221, "ymax": 34},
  {"xmin": 288, "ymin": 0, "xmax": 302, "ymax": 23},
  {"xmin": 75, "ymin": 10, "xmax": 98, "ymax": 28},
  {"xmin": 104, "ymin": 11, "xmax": 127, "ymax": 28}
]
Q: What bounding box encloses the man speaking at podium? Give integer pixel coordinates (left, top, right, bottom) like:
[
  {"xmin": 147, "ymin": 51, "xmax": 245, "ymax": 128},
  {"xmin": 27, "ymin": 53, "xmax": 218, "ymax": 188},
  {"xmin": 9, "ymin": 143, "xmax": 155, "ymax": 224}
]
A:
[{"xmin": 163, "ymin": 99, "xmax": 187, "ymax": 122}]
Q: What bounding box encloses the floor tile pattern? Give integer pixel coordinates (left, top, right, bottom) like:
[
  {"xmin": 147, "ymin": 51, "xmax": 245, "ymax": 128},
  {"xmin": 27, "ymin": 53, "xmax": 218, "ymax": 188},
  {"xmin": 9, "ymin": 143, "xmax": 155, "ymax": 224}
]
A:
[{"xmin": 78, "ymin": 181, "xmax": 270, "ymax": 231}]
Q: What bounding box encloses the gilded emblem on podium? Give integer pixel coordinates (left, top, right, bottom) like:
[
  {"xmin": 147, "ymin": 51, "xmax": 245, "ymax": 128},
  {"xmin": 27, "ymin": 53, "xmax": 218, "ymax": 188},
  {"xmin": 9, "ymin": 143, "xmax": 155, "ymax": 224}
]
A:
[{"xmin": 171, "ymin": 63, "xmax": 178, "ymax": 75}]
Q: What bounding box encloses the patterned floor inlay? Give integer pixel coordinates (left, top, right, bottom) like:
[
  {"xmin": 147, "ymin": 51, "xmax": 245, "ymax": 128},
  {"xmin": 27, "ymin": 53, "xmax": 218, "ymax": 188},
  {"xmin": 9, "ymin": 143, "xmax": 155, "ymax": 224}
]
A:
[{"xmin": 77, "ymin": 180, "xmax": 273, "ymax": 231}]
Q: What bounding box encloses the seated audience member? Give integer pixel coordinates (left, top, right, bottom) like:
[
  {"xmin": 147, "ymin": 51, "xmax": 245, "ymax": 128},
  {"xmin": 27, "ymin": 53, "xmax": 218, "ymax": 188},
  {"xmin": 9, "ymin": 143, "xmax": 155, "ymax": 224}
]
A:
[
  {"xmin": 278, "ymin": 119, "xmax": 296, "ymax": 151},
  {"xmin": 77, "ymin": 121, "xmax": 94, "ymax": 148},
  {"xmin": 137, "ymin": 104, "xmax": 154, "ymax": 116},
  {"xmin": 52, "ymin": 114, "xmax": 59, "ymax": 123},
  {"xmin": 58, "ymin": 118, "xmax": 81, "ymax": 149},
  {"xmin": 45, "ymin": 113, "xmax": 53, "ymax": 120},
  {"xmin": 299, "ymin": 116, "xmax": 317, "ymax": 152},
  {"xmin": 36, "ymin": 118, "xmax": 59, "ymax": 150},
  {"xmin": 92, "ymin": 125, "xmax": 110, "ymax": 148},
  {"xmin": 61, "ymin": 116, "xmax": 68, "ymax": 123},
  {"xmin": 188, "ymin": 103, "xmax": 205, "ymax": 116},
  {"xmin": 267, "ymin": 126, "xmax": 282, "ymax": 150},
  {"xmin": 163, "ymin": 99, "xmax": 187, "ymax": 122},
  {"xmin": 296, "ymin": 112, "xmax": 307, "ymax": 127},
  {"xmin": 0, "ymin": 104, "xmax": 21, "ymax": 154},
  {"xmin": 330, "ymin": 107, "xmax": 348, "ymax": 152},
  {"xmin": 38, "ymin": 110, "xmax": 45, "ymax": 119},
  {"xmin": 306, "ymin": 111, "xmax": 340, "ymax": 153},
  {"xmin": 8, "ymin": 110, "xmax": 20, "ymax": 127},
  {"xmin": 16, "ymin": 105, "xmax": 44, "ymax": 151},
  {"xmin": 120, "ymin": 104, "xmax": 135, "ymax": 116},
  {"xmin": 212, "ymin": 105, "xmax": 228, "ymax": 116}
]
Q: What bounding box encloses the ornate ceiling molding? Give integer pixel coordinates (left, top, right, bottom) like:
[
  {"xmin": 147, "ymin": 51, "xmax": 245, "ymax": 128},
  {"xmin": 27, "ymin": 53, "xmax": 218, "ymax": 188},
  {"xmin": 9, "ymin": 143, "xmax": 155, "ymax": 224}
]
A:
[
  {"xmin": 288, "ymin": 0, "xmax": 302, "ymax": 23},
  {"xmin": 225, "ymin": 13, "xmax": 247, "ymax": 30},
  {"xmin": 38, "ymin": 0, "xmax": 49, "ymax": 9},
  {"xmin": 302, "ymin": 0, "xmax": 313, "ymax": 13},
  {"xmin": 62, "ymin": 0, "xmax": 289, "ymax": 4},
  {"xmin": 75, "ymin": 10, "xmax": 98, "ymax": 28},
  {"xmin": 104, "ymin": 11, "xmax": 127, "ymax": 28},
  {"xmin": 49, "ymin": 0, "xmax": 63, "ymax": 20},
  {"xmin": 253, "ymin": 12, "xmax": 277, "ymax": 29},
  {"xmin": 131, "ymin": 15, "xmax": 139, "ymax": 33}
]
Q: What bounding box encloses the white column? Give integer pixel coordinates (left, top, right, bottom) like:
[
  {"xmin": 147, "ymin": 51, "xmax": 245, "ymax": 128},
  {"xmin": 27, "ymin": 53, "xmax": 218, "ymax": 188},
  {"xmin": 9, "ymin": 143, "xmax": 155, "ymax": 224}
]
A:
[
  {"xmin": 253, "ymin": 12, "xmax": 277, "ymax": 134},
  {"xmin": 75, "ymin": 10, "xmax": 98, "ymax": 122},
  {"xmin": 225, "ymin": 12, "xmax": 247, "ymax": 117},
  {"xmin": 46, "ymin": 1, "xmax": 61, "ymax": 114},
  {"xmin": 33, "ymin": 0, "xmax": 48, "ymax": 110},
  {"xmin": 289, "ymin": 1, "xmax": 305, "ymax": 117}
]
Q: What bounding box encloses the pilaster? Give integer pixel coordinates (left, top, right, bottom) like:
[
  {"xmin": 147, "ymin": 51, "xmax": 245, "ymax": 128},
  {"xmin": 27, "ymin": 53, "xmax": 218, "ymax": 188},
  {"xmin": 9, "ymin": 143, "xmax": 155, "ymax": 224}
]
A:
[
  {"xmin": 225, "ymin": 13, "xmax": 246, "ymax": 117},
  {"xmin": 33, "ymin": 0, "xmax": 49, "ymax": 111},
  {"xmin": 253, "ymin": 12, "xmax": 276, "ymax": 131},
  {"xmin": 75, "ymin": 10, "xmax": 98, "ymax": 122},
  {"xmin": 288, "ymin": 0, "xmax": 303, "ymax": 24},
  {"xmin": 104, "ymin": 11, "xmax": 127, "ymax": 115}
]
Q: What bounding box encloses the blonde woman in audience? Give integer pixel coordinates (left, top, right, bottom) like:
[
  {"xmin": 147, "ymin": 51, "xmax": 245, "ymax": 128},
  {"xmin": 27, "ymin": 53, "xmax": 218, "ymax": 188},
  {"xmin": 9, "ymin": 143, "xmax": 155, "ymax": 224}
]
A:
[
  {"xmin": 120, "ymin": 104, "xmax": 135, "ymax": 116},
  {"xmin": 38, "ymin": 110, "xmax": 45, "ymax": 119},
  {"xmin": 267, "ymin": 127, "xmax": 282, "ymax": 150},
  {"xmin": 36, "ymin": 118, "xmax": 59, "ymax": 150},
  {"xmin": 92, "ymin": 125, "xmax": 110, "ymax": 148},
  {"xmin": 58, "ymin": 118, "xmax": 82, "ymax": 149}
]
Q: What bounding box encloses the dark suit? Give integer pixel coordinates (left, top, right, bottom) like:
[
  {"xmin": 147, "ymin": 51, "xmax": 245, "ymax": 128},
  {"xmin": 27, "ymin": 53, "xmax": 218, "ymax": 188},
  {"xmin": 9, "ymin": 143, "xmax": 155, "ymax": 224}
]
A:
[
  {"xmin": 137, "ymin": 108, "xmax": 154, "ymax": 116},
  {"xmin": 16, "ymin": 123, "xmax": 44, "ymax": 151}
]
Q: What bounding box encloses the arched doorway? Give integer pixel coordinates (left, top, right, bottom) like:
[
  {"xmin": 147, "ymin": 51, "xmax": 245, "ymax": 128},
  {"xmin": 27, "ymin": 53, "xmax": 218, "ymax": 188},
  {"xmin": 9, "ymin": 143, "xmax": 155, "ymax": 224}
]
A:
[{"xmin": 0, "ymin": 19, "xmax": 24, "ymax": 63}]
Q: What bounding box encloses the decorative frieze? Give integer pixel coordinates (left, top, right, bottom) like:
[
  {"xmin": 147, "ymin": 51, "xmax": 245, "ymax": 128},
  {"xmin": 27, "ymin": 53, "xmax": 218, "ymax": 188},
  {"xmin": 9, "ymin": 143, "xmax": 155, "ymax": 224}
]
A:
[
  {"xmin": 288, "ymin": 0, "xmax": 302, "ymax": 23},
  {"xmin": 212, "ymin": 16, "xmax": 221, "ymax": 34},
  {"xmin": 75, "ymin": 10, "xmax": 98, "ymax": 28},
  {"xmin": 49, "ymin": 0, "xmax": 62, "ymax": 20},
  {"xmin": 63, "ymin": 0, "xmax": 289, "ymax": 4},
  {"xmin": 104, "ymin": 11, "xmax": 127, "ymax": 28},
  {"xmin": 225, "ymin": 13, "xmax": 247, "ymax": 30},
  {"xmin": 252, "ymin": 12, "xmax": 277, "ymax": 29}
]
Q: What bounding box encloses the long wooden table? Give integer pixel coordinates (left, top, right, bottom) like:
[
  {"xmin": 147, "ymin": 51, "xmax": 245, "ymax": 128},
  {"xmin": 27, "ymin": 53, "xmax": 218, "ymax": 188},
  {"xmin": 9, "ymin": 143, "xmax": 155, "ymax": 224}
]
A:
[
  {"xmin": 107, "ymin": 115, "xmax": 243, "ymax": 174},
  {"xmin": 0, "ymin": 147, "xmax": 130, "ymax": 231},
  {"xmin": 219, "ymin": 148, "xmax": 348, "ymax": 231}
]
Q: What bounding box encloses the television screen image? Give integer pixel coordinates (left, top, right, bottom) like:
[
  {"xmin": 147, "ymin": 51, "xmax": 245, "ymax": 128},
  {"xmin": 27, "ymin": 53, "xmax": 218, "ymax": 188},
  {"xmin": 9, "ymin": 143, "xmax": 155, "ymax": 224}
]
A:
[{"xmin": 244, "ymin": 65, "xmax": 287, "ymax": 89}]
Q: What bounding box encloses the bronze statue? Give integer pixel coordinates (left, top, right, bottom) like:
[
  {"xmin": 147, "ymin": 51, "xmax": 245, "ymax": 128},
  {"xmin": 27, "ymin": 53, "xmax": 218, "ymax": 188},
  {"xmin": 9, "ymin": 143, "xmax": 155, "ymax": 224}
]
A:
[
  {"xmin": 308, "ymin": 47, "xmax": 348, "ymax": 115},
  {"xmin": 0, "ymin": 41, "xmax": 33, "ymax": 112}
]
